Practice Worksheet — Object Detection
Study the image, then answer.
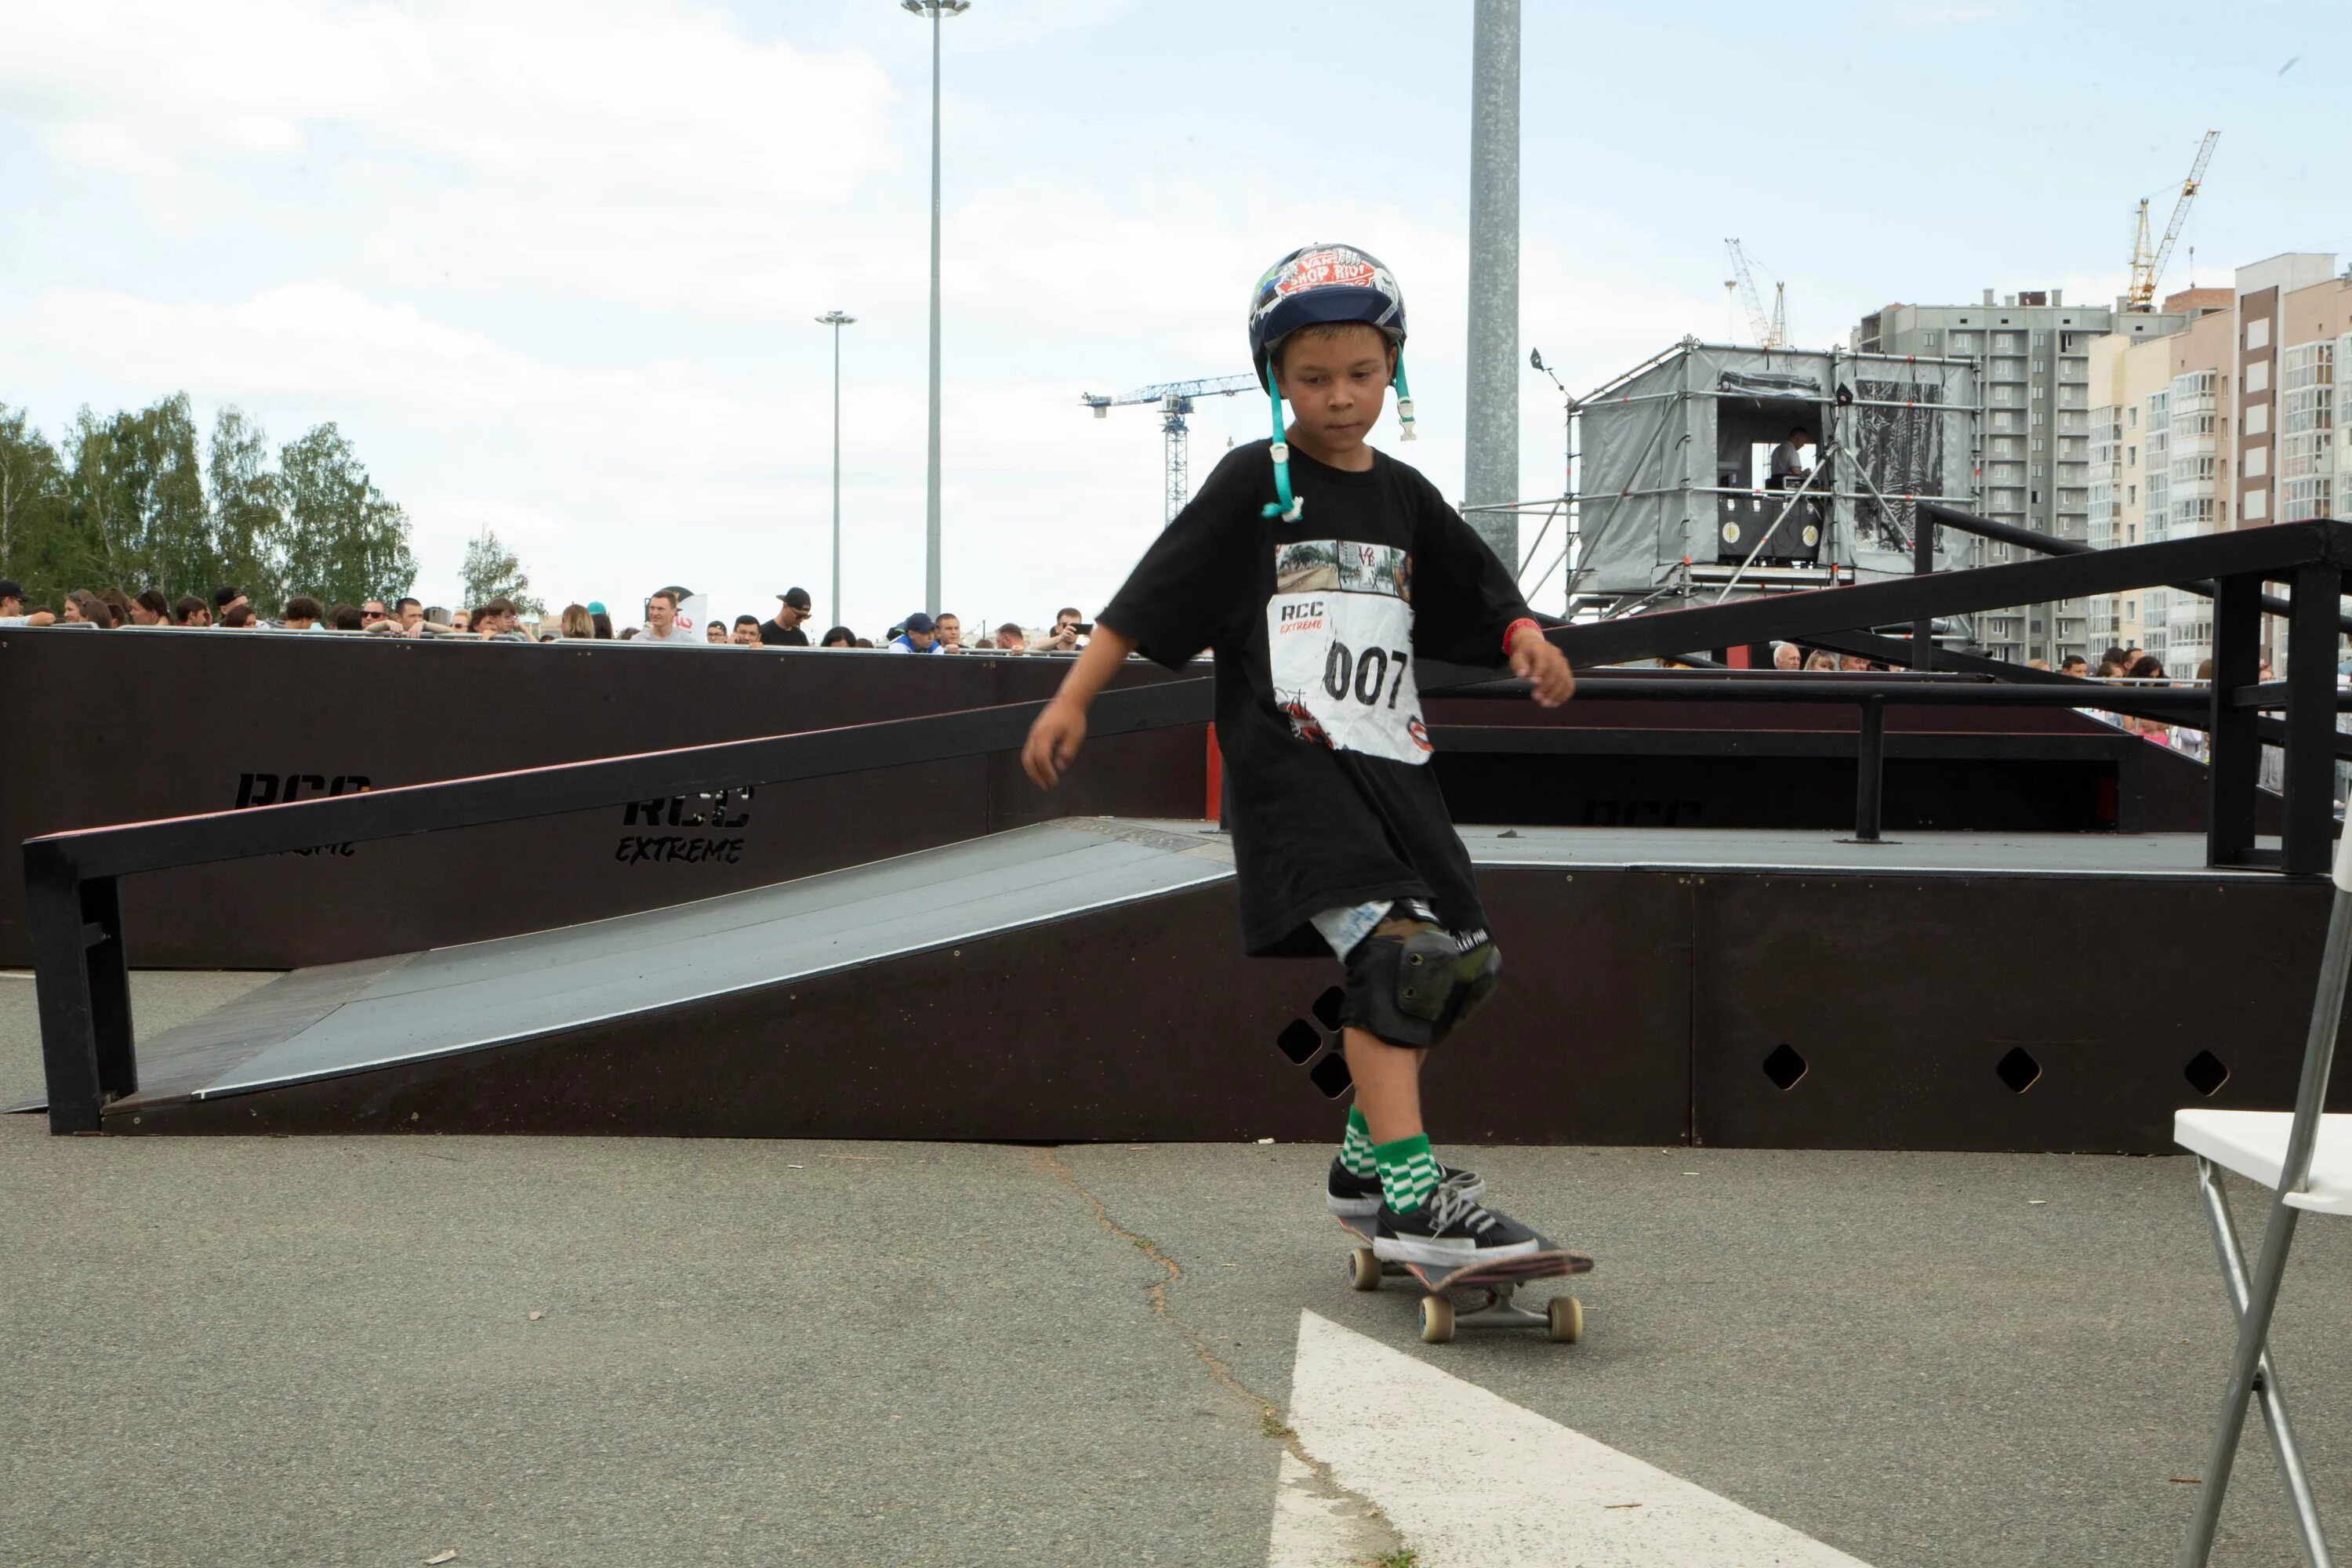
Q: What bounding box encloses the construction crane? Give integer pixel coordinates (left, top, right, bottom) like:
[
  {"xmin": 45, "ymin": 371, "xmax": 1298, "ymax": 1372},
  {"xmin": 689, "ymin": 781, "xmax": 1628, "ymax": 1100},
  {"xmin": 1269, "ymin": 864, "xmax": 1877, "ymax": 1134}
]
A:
[
  {"xmin": 1724, "ymin": 238, "xmax": 1788, "ymax": 349},
  {"xmin": 1082, "ymin": 374, "xmax": 1258, "ymax": 523},
  {"xmin": 2128, "ymin": 130, "xmax": 2219, "ymax": 311}
]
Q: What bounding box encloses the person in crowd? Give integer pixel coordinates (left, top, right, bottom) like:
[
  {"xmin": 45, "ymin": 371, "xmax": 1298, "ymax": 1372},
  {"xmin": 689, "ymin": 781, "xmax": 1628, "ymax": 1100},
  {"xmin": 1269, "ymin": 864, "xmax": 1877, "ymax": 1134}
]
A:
[
  {"xmin": 212, "ymin": 586, "xmax": 248, "ymax": 620},
  {"xmin": 853, "ymin": 637, "xmax": 873, "ymax": 648},
  {"xmin": 281, "ymin": 596, "xmax": 324, "ymax": 630},
  {"xmin": 995, "ymin": 622, "xmax": 1029, "ymax": 653},
  {"xmin": 449, "ymin": 608, "xmax": 471, "ymax": 633},
  {"xmin": 1838, "ymin": 652, "xmax": 1871, "ymax": 672},
  {"xmin": 98, "ymin": 586, "xmax": 136, "ymax": 626},
  {"xmin": 637, "ymin": 589, "xmax": 693, "ymax": 644},
  {"xmin": 2122, "ymin": 645, "xmax": 2146, "ymax": 670},
  {"xmin": 558, "ymin": 604, "xmax": 593, "ymax": 639},
  {"xmin": 731, "ymin": 615, "xmax": 764, "ymax": 645},
  {"xmin": 328, "ymin": 604, "xmax": 365, "ymax": 630},
  {"xmin": 935, "ymin": 612, "xmax": 967, "ymax": 652},
  {"xmin": 1044, "ymin": 607, "xmax": 1086, "ymax": 652},
  {"xmin": 2026, "ymin": 658, "xmax": 2050, "ymax": 671},
  {"xmin": 473, "ymin": 599, "xmax": 528, "ymax": 641},
  {"xmin": 2093, "ymin": 659, "xmax": 2123, "ymax": 678},
  {"xmin": 819, "ymin": 625, "xmax": 856, "ymax": 648},
  {"xmin": 171, "ymin": 595, "xmax": 210, "ymax": 626},
  {"xmin": 359, "ymin": 600, "xmax": 389, "ymax": 628},
  {"xmin": 1770, "ymin": 641, "xmax": 1801, "ymax": 670},
  {"xmin": 2196, "ymin": 657, "xmax": 2215, "ymax": 682},
  {"xmin": 219, "ymin": 603, "xmax": 256, "ymax": 628},
  {"xmin": 2059, "ymin": 655, "xmax": 2088, "ymax": 677},
  {"xmin": 761, "ymin": 587, "xmax": 814, "ymax": 647},
  {"xmin": 62, "ymin": 590, "xmax": 110, "ymax": 625},
  {"xmin": 620, "ymin": 626, "xmax": 641, "ymax": 640},
  {"xmin": 2126, "ymin": 653, "xmax": 2169, "ymax": 737},
  {"xmin": 127, "ymin": 589, "xmax": 170, "ymax": 626},
  {"xmin": 703, "ymin": 619, "xmax": 728, "ymax": 644},
  {"xmin": 396, "ymin": 597, "xmax": 423, "ymax": 633},
  {"xmin": 887, "ymin": 612, "xmax": 944, "ymax": 654},
  {"xmin": 2100, "ymin": 645, "xmax": 2129, "ymax": 672},
  {"xmin": 1802, "ymin": 649, "xmax": 1837, "ymax": 671},
  {"xmin": 0, "ymin": 579, "xmax": 57, "ymax": 626},
  {"xmin": 589, "ymin": 603, "xmax": 615, "ymax": 640}
]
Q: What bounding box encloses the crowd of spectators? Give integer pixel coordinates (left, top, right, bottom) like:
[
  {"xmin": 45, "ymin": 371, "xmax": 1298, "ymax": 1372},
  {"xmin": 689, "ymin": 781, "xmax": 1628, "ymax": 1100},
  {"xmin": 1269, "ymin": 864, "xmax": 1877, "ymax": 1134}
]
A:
[{"xmin": 0, "ymin": 576, "xmax": 1102, "ymax": 656}]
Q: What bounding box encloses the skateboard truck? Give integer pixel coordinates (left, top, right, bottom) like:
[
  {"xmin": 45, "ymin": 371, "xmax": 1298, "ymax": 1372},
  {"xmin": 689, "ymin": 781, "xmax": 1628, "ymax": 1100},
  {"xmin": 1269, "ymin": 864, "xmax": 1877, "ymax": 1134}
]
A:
[{"xmin": 1338, "ymin": 1219, "xmax": 1588, "ymax": 1345}]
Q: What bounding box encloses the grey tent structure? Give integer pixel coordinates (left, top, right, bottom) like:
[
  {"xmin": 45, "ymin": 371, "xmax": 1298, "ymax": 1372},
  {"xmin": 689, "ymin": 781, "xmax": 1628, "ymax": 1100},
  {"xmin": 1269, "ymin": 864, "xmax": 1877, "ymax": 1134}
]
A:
[{"xmin": 1555, "ymin": 339, "xmax": 1983, "ymax": 619}]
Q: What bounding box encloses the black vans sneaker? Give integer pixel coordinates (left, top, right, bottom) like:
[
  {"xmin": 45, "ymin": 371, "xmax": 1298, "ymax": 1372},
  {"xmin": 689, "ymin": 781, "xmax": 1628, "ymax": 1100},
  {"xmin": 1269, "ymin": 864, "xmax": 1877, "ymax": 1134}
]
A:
[
  {"xmin": 1372, "ymin": 1180, "xmax": 1544, "ymax": 1267},
  {"xmin": 1324, "ymin": 1157, "xmax": 1485, "ymax": 1219}
]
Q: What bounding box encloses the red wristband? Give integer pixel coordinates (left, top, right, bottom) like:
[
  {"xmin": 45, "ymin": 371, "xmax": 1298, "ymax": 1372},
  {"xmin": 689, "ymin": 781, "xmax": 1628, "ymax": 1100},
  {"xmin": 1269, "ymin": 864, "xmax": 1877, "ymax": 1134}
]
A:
[{"xmin": 1504, "ymin": 618, "xmax": 1542, "ymax": 657}]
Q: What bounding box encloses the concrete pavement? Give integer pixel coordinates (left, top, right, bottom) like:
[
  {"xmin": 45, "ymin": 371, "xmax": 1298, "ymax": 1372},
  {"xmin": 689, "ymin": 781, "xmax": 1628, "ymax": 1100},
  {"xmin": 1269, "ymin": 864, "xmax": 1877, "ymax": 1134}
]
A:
[{"xmin": 5, "ymin": 972, "xmax": 2350, "ymax": 1566}]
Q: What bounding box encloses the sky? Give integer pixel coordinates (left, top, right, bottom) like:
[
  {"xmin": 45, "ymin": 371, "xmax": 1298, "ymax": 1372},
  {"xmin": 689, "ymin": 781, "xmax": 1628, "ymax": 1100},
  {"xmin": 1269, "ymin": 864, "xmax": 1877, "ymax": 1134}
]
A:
[{"xmin": 2, "ymin": 0, "xmax": 2346, "ymax": 632}]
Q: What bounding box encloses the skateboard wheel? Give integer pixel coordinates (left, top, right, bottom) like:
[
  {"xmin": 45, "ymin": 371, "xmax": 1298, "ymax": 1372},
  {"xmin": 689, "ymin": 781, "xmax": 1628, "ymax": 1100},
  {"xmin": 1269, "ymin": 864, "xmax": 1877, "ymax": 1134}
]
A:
[
  {"xmin": 1548, "ymin": 1295, "xmax": 1583, "ymax": 1344},
  {"xmin": 1348, "ymin": 1248, "xmax": 1382, "ymax": 1291},
  {"xmin": 1418, "ymin": 1295, "xmax": 1455, "ymax": 1344}
]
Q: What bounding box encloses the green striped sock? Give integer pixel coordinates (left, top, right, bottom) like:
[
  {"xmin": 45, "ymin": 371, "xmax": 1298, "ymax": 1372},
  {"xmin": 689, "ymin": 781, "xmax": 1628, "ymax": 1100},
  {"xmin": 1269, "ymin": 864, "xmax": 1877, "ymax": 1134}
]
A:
[
  {"xmin": 1374, "ymin": 1134, "xmax": 1444, "ymax": 1215},
  {"xmin": 1338, "ymin": 1105, "xmax": 1378, "ymax": 1178}
]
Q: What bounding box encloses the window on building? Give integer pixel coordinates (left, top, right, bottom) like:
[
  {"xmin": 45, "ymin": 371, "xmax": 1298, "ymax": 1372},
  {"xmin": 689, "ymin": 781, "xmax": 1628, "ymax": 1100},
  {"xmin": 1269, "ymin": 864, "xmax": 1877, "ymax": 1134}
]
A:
[
  {"xmin": 2246, "ymin": 403, "xmax": 2269, "ymax": 437},
  {"xmin": 1923, "ymin": 330, "xmax": 1939, "ymax": 348},
  {"xmin": 2246, "ymin": 359, "xmax": 2270, "ymax": 395},
  {"xmin": 2128, "ymin": 406, "xmax": 2138, "ymax": 428},
  {"xmin": 2248, "ymin": 317, "xmax": 2270, "ymax": 351},
  {"xmin": 2245, "ymin": 489, "xmax": 2267, "ymax": 521},
  {"xmin": 2127, "ymin": 445, "xmax": 2136, "ymax": 465},
  {"xmin": 2129, "ymin": 485, "xmax": 2136, "ymax": 504},
  {"xmin": 2246, "ymin": 447, "xmax": 2267, "ymax": 478}
]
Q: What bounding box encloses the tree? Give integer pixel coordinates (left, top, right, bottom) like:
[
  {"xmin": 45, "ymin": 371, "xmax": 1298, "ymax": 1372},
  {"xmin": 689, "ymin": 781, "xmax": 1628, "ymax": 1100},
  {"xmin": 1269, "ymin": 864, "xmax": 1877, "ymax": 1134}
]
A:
[
  {"xmin": 459, "ymin": 526, "xmax": 544, "ymax": 615},
  {"xmin": 0, "ymin": 404, "xmax": 69, "ymax": 606},
  {"xmin": 277, "ymin": 423, "xmax": 416, "ymax": 609},
  {"xmin": 207, "ymin": 408, "xmax": 285, "ymax": 612}
]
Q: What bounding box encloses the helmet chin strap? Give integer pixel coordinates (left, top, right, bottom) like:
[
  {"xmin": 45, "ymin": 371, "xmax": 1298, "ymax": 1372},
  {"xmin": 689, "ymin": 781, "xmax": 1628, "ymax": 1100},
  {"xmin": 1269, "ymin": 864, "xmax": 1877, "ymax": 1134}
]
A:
[
  {"xmin": 1392, "ymin": 349, "xmax": 1417, "ymax": 441},
  {"xmin": 1261, "ymin": 366, "xmax": 1303, "ymax": 521}
]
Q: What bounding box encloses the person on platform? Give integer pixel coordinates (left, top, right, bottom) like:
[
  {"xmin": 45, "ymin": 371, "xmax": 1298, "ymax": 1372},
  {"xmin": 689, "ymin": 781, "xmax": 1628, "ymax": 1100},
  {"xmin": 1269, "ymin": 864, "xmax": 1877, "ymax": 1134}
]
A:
[
  {"xmin": 2059, "ymin": 655, "xmax": 2088, "ymax": 677},
  {"xmin": 935, "ymin": 612, "xmax": 969, "ymax": 652},
  {"xmin": 129, "ymin": 590, "xmax": 170, "ymax": 626},
  {"xmin": 704, "ymin": 619, "xmax": 729, "ymax": 644},
  {"xmin": 219, "ymin": 603, "xmax": 256, "ymax": 628},
  {"xmin": 1802, "ymin": 649, "xmax": 1838, "ymax": 672},
  {"xmin": 1769, "ymin": 427, "xmax": 1813, "ymax": 491},
  {"xmin": 1771, "ymin": 641, "xmax": 1802, "ymax": 671},
  {"xmin": 328, "ymin": 603, "xmax": 365, "ymax": 631},
  {"xmin": 994, "ymin": 622, "xmax": 1029, "ymax": 653},
  {"xmin": 557, "ymin": 604, "xmax": 593, "ymax": 640},
  {"xmin": 171, "ymin": 595, "xmax": 210, "ymax": 627},
  {"xmin": 761, "ymin": 588, "xmax": 814, "ymax": 646},
  {"xmin": 886, "ymin": 612, "xmax": 945, "ymax": 655},
  {"xmin": 212, "ymin": 586, "xmax": 248, "ymax": 622},
  {"xmin": 819, "ymin": 625, "xmax": 857, "ymax": 648},
  {"xmin": 731, "ymin": 615, "xmax": 764, "ymax": 646},
  {"xmin": 281, "ymin": 596, "xmax": 323, "ymax": 630},
  {"xmin": 588, "ymin": 602, "xmax": 614, "ymax": 640},
  {"xmin": 1022, "ymin": 243, "xmax": 1577, "ymax": 1269}
]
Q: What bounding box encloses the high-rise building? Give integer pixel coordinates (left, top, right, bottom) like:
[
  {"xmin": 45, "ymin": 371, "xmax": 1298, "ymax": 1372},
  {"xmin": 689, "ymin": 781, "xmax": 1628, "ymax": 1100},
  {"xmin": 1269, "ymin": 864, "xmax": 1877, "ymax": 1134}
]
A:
[{"xmin": 1856, "ymin": 289, "xmax": 2193, "ymax": 664}]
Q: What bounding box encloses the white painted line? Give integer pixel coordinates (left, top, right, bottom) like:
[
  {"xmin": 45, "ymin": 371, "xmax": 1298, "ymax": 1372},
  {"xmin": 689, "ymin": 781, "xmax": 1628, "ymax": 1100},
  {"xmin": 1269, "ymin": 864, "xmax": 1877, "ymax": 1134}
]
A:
[
  {"xmin": 1282, "ymin": 1309, "xmax": 1873, "ymax": 1567},
  {"xmin": 1265, "ymin": 1450, "xmax": 1393, "ymax": 1568}
]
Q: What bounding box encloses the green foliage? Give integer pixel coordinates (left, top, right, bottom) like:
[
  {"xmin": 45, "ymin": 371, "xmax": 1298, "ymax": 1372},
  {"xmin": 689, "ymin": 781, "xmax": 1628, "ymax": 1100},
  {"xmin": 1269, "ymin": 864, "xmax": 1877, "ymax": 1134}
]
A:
[
  {"xmin": 459, "ymin": 526, "xmax": 544, "ymax": 616},
  {"xmin": 0, "ymin": 394, "xmax": 416, "ymax": 615},
  {"xmin": 278, "ymin": 423, "xmax": 416, "ymax": 612}
]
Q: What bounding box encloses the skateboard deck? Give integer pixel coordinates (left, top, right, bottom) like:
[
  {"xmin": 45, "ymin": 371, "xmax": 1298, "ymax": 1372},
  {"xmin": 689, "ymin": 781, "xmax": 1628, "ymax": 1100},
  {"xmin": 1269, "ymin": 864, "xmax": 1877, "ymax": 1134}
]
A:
[{"xmin": 1335, "ymin": 1213, "xmax": 1594, "ymax": 1344}]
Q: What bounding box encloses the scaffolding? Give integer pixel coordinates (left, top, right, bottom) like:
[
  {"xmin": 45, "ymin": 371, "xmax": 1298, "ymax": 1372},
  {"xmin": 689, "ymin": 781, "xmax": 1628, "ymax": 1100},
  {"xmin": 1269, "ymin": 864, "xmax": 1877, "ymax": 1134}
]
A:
[{"xmin": 1482, "ymin": 338, "xmax": 1984, "ymax": 630}]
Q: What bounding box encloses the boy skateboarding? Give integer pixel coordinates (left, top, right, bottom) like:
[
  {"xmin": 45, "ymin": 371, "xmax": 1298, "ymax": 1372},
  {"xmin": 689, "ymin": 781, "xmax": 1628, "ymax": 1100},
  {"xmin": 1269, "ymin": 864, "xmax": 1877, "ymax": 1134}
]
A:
[{"xmin": 1022, "ymin": 243, "xmax": 1577, "ymax": 1267}]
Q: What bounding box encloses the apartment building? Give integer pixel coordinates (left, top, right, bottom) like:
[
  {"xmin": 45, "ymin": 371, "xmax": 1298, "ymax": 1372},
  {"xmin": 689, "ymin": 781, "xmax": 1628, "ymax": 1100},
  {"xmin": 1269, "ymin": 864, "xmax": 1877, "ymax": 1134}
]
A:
[
  {"xmin": 1855, "ymin": 290, "xmax": 2190, "ymax": 664},
  {"xmin": 2085, "ymin": 292, "xmax": 2216, "ymax": 654}
]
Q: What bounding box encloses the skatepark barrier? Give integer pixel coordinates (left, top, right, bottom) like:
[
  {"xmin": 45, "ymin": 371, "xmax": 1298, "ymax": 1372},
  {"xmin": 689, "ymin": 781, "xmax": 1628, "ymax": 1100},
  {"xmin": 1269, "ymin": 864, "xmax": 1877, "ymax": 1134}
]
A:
[{"xmin": 22, "ymin": 519, "xmax": 2352, "ymax": 1134}]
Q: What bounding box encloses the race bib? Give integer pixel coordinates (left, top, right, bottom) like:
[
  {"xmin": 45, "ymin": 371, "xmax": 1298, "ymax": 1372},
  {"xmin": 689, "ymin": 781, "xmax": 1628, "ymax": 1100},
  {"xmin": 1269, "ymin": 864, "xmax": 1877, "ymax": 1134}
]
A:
[{"xmin": 1265, "ymin": 539, "xmax": 1432, "ymax": 764}]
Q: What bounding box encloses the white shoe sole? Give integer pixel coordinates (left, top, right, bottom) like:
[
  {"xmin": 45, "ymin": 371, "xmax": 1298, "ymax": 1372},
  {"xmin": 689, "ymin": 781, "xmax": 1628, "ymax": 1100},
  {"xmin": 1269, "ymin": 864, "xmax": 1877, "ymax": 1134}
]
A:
[{"xmin": 1373, "ymin": 1232, "xmax": 1541, "ymax": 1268}]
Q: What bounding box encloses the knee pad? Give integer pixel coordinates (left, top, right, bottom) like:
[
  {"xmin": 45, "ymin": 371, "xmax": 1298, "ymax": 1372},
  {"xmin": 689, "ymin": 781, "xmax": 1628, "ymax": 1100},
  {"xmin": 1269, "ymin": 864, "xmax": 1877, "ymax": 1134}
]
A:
[{"xmin": 1340, "ymin": 922, "xmax": 1501, "ymax": 1051}]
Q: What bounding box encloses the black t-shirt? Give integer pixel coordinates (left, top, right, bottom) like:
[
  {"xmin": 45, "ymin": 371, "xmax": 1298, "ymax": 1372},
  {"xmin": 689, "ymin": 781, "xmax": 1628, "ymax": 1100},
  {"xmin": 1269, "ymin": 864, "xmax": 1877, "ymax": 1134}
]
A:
[
  {"xmin": 758, "ymin": 620, "xmax": 810, "ymax": 647},
  {"xmin": 1101, "ymin": 440, "xmax": 1530, "ymax": 956}
]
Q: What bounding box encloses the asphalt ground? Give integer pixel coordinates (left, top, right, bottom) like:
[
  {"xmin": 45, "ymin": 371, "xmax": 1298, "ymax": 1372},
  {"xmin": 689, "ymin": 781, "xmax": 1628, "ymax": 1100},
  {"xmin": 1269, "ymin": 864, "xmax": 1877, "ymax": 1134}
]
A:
[{"xmin": 6, "ymin": 973, "xmax": 2352, "ymax": 1566}]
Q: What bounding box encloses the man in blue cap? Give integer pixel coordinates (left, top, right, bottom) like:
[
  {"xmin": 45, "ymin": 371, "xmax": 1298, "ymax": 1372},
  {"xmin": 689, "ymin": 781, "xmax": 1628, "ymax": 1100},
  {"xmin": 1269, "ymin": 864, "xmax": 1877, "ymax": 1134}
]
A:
[{"xmin": 886, "ymin": 612, "xmax": 944, "ymax": 655}]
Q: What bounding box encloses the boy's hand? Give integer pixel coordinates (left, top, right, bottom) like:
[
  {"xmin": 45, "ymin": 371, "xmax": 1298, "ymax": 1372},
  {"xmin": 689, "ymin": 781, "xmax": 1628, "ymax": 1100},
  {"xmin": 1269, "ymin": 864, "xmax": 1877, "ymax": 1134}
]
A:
[
  {"xmin": 1023, "ymin": 698, "xmax": 1089, "ymax": 788},
  {"xmin": 1510, "ymin": 632, "xmax": 1576, "ymax": 707}
]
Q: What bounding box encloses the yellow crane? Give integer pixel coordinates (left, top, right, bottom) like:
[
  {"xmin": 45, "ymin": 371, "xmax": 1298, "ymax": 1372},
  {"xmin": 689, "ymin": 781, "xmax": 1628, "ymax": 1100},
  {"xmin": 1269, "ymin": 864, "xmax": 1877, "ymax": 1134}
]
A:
[
  {"xmin": 1724, "ymin": 239, "xmax": 1787, "ymax": 349},
  {"xmin": 2128, "ymin": 130, "xmax": 2219, "ymax": 311}
]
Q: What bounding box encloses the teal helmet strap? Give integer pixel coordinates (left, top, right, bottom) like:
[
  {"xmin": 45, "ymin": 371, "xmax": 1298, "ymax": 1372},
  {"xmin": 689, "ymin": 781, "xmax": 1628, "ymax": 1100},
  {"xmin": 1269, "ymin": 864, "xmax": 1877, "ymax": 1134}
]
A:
[
  {"xmin": 1392, "ymin": 347, "xmax": 1417, "ymax": 441},
  {"xmin": 1261, "ymin": 365, "xmax": 1302, "ymax": 521}
]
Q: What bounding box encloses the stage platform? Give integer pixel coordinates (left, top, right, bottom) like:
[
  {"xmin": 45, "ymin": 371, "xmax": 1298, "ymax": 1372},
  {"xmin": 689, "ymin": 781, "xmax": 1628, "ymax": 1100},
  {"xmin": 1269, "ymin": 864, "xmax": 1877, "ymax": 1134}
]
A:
[{"xmin": 40, "ymin": 819, "xmax": 2339, "ymax": 1152}]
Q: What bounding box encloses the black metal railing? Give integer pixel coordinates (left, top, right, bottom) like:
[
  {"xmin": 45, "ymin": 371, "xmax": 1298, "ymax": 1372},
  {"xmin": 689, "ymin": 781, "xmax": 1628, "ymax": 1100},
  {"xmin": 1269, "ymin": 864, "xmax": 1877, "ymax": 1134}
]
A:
[{"xmin": 24, "ymin": 520, "xmax": 2352, "ymax": 1134}]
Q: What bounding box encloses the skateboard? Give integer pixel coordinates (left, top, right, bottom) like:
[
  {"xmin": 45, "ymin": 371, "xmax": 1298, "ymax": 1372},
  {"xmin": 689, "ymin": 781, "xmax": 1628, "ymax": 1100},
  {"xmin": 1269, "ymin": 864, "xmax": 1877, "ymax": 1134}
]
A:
[{"xmin": 1336, "ymin": 1213, "xmax": 1593, "ymax": 1345}]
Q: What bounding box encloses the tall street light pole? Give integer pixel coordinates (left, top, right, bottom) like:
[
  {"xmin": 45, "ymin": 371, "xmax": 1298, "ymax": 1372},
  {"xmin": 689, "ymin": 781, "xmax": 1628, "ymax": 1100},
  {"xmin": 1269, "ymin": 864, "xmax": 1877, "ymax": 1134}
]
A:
[
  {"xmin": 1465, "ymin": 0, "xmax": 1521, "ymax": 569},
  {"xmin": 904, "ymin": 0, "xmax": 969, "ymax": 615},
  {"xmin": 816, "ymin": 310, "xmax": 856, "ymax": 630}
]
